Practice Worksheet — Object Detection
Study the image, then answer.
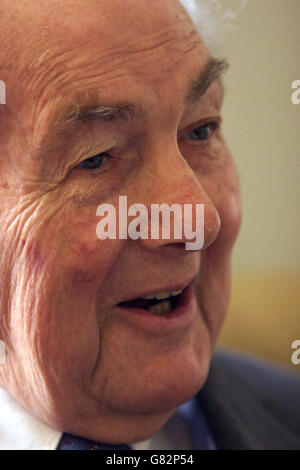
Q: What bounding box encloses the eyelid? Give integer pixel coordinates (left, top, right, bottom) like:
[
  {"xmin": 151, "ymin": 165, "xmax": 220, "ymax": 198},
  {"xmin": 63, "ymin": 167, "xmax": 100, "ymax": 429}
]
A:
[
  {"xmin": 73, "ymin": 118, "xmax": 221, "ymax": 171},
  {"xmin": 179, "ymin": 117, "xmax": 222, "ymax": 140},
  {"xmin": 73, "ymin": 152, "xmax": 111, "ymax": 172},
  {"xmin": 77, "ymin": 146, "xmax": 114, "ymax": 163}
]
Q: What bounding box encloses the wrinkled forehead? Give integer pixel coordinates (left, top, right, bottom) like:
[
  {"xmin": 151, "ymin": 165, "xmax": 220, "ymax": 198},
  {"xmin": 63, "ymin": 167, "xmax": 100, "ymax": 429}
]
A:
[
  {"xmin": 1, "ymin": 0, "xmax": 199, "ymax": 79},
  {"xmin": 1, "ymin": 0, "xmax": 210, "ymax": 149},
  {"xmin": 1, "ymin": 0, "xmax": 208, "ymax": 117}
]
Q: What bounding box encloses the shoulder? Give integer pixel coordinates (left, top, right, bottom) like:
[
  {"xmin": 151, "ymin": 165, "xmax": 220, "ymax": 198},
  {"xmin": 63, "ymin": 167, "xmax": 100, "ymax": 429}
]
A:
[
  {"xmin": 196, "ymin": 348, "xmax": 300, "ymax": 449},
  {"xmin": 211, "ymin": 348, "xmax": 300, "ymax": 405}
]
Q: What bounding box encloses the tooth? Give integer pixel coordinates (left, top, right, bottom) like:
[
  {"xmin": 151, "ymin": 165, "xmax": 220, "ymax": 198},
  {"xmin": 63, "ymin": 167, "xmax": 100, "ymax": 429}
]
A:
[
  {"xmin": 142, "ymin": 289, "xmax": 183, "ymax": 300},
  {"xmin": 141, "ymin": 291, "xmax": 171, "ymax": 300},
  {"xmin": 147, "ymin": 299, "xmax": 172, "ymax": 315},
  {"xmin": 155, "ymin": 292, "xmax": 171, "ymax": 300},
  {"xmin": 171, "ymin": 290, "xmax": 183, "ymax": 296}
]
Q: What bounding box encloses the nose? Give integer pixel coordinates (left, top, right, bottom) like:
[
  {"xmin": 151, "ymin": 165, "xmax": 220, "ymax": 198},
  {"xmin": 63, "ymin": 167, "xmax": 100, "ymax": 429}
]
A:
[{"xmin": 135, "ymin": 145, "xmax": 221, "ymax": 252}]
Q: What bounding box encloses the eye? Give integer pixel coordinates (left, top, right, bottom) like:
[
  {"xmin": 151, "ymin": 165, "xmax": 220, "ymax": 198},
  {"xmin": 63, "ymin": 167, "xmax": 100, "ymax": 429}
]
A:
[
  {"xmin": 78, "ymin": 153, "xmax": 108, "ymax": 170},
  {"xmin": 186, "ymin": 122, "xmax": 218, "ymax": 141}
]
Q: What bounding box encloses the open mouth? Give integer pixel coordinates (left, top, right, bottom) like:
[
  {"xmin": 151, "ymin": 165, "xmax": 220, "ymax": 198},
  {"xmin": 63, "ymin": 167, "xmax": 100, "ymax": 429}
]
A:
[{"xmin": 117, "ymin": 288, "xmax": 185, "ymax": 316}]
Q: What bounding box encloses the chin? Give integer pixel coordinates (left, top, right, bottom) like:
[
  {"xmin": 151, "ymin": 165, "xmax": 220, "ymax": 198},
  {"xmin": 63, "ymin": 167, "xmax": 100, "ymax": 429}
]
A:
[
  {"xmin": 108, "ymin": 351, "xmax": 211, "ymax": 444},
  {"xmin": 150, "ymin": 357, "xmax": 209, "ymax": 412},
  {"xmin": 47, "ymin": 341, "xmax": 212, "ymax": 445},
  {"xmin": 115, "ymin": 339, "xmax": 211, "ymax": 416}
]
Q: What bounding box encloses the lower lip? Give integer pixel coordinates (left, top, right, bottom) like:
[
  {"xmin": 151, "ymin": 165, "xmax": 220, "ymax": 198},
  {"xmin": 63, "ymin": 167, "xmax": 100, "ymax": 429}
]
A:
[{"xmin": 115, "ymin": 283, "xmax": 198, "ymax": 334}]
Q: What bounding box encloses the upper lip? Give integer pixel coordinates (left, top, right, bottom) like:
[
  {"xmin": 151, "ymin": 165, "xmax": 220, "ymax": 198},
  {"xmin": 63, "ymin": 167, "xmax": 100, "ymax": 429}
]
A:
[{"xmin": 116, "ymin": 276, "xmax": 195, "ymax": 304}]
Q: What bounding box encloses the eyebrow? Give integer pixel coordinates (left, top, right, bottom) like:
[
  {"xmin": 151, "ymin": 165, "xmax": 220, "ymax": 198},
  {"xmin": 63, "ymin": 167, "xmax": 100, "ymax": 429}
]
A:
[
  {"xmin": 185, "ymin": 57, "xmax": 228, "ymax": 106},
  {"xmin": 62, "ymin": 57, "xmax": 229, "ymax": 128}
]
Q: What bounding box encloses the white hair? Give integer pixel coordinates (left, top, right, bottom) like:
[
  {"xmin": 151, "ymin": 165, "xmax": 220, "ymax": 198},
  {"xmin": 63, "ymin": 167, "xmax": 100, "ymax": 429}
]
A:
[{"xmin": 179, "ymin": 0, "xmax": 248, "ymax": 52}]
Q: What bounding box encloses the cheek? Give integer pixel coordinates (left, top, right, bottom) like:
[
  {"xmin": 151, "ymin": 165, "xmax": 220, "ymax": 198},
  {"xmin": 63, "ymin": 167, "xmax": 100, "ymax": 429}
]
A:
[
  {"xmin": 9, "ymin": 200, "xmax": 124, "ymax": 366},
  {"xmin": 215, "ymin": 182, "xmax": 242, "ymax": 254},
  {"xmin": 59, "ymin": 216, "xmax": 121, "ymax": 290},
  {"xmin": 203, "ymin": 158, "xmax": 242, "ymax": 256},
  {"xmin": 195, "ymin": 160, "xmax": 242, "ymax": 342},
  {"xmin": 28, "ymin": 201, "xmax": 123, "ymax": 292}
]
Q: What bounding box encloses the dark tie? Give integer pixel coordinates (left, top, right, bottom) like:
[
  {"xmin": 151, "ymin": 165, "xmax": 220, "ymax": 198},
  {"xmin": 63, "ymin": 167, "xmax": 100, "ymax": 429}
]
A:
[{"xmin": 57, "ymin": 432, "xmax": 131, "ymax": 450}]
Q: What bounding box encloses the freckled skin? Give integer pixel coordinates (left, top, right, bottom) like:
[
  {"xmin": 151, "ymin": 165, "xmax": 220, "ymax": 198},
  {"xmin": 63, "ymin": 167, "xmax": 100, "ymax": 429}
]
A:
[{"xmin": 0, "ymin": 0, "xmax": 242, "ymax": 443}]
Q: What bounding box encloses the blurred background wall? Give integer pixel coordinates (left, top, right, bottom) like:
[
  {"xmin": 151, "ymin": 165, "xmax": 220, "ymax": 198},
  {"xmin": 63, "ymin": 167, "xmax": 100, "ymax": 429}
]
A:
[{"xmin": 216, "ymin": 0, "xmax": 300, "ymax": 372}]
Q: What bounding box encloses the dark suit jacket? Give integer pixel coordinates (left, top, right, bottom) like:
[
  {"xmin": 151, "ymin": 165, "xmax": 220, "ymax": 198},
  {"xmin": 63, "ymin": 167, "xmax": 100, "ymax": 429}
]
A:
[{"xmin": 196, "ymin": 349, "xmax": 300, "ymax": 450}]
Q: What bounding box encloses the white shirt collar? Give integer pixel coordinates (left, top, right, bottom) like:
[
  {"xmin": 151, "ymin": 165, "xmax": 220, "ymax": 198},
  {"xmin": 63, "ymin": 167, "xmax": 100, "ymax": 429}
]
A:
[
  {"xmin": 0, "ymin": 387, "xmax": 61, "ymax": 450},
  {"xmin": 0, "ymin": 386, "xmax": 196, "ymax": 450}
]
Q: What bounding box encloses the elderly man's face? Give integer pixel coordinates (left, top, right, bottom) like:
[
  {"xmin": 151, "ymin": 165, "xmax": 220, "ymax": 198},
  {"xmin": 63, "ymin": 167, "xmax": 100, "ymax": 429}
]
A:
[{"xmin": 0, "ymin": 0, "xmax": 241, "ymax": 443}]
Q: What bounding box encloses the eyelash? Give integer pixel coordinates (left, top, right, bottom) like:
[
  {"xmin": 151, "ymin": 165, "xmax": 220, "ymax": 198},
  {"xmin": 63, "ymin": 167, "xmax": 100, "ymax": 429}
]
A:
[
  {"xmin": 183, "ymin": 120, "xmax": 220, "ymax": 142},
  {"xmin": 78, "ymin": 153, "xmax": 110, "ymax": 170},
  {"xmin": 77, "ymin": 121, "xmax": 219, "ymax": 170}
]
